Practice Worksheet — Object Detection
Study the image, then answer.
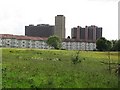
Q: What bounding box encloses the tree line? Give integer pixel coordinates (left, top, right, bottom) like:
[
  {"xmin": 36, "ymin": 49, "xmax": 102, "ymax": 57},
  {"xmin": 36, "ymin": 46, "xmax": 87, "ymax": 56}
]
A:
[
  {"xmin": 96, "ymin": 37, "xmax": 120, "ymax": 51},
  {"xmin": 46, "ymin": 35, "xmax": 120, "ymax": 51}
]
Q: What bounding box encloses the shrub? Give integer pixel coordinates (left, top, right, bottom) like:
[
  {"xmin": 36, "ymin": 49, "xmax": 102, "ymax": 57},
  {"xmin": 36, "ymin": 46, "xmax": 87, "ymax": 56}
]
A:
[{"xmin": 71, "ymin": 51, "xmax": 81, "ymax": 64}]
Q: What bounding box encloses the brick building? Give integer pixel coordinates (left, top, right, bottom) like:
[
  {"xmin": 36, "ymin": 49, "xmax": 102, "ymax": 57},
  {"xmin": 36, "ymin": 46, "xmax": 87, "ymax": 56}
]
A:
[{"xmin": 71, "ymin": 25, "xmax": 102, "ymax": 42}]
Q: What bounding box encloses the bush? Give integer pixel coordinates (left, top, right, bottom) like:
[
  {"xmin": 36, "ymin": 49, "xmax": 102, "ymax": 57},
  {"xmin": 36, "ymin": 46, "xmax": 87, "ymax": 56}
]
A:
[{"xmin": 71, "ymin": 51, "xmax": 81, "ymax": 64}]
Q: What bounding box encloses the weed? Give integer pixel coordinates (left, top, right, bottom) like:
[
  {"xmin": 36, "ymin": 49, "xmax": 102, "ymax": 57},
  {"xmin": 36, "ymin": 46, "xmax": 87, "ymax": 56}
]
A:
[
  {"xmin": 2, "ymin": 48, "xmax": 118, "ymax": 88},
  {"xmin": 71, "ymin": 50, "xmax": 81, "ymax": 64}
]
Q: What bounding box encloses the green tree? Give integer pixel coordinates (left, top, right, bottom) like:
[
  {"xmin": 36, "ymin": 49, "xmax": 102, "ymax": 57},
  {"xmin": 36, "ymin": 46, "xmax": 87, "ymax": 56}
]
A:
[
  {"xmin": 106, "ymin": 40, "xmax": 112, "ymax": 51},
  {"xmin": 111, "ymin": 40, "xmax": 118, "ymax": 51},
  {"xmin": 96, "ymin": 37, "xmax": 108, "ymax": 51},
  {"xmin": 113, "ymin": 39, "xmax": 120, "ymax": 51},
  {"xmin": 96, "ymin": 37, "xmax": 112, "ymax": 51},
  {"xmin": 46, "ymin": 35, "xmax": 61, "ymax": 49},
  {"xmin": 117, "ymin": 40, "xmax": 120, "ymax": 51}
]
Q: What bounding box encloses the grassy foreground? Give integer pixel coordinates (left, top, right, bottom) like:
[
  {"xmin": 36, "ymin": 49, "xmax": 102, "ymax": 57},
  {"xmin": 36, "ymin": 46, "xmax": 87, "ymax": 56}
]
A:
[{"xmin": 2, "ymin": 48, "xmax": 118, "ymax": 88}]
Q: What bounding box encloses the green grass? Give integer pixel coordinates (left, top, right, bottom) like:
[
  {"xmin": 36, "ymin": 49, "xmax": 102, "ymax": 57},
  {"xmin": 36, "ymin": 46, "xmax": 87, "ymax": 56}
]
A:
[{"xmin": 2, "ymin": 48, "xmax": 118, "ymax": 88}]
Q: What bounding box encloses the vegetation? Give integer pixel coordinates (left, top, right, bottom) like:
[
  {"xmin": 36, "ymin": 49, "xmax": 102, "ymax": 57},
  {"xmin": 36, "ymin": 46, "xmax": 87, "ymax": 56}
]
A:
[
  {"xmin": 71, "ymin": 50, "xmax": 81, "ymax": 64},
  {"xmin": 96, "ymin": 37, "xmax": 111, "ymax": 51},
  {"xmin": 96, "ymin": 37, "xmax": 120, "ymax": 51},
  {"xmin": 2, "ymin": 48, "xmax": 118, "ymax": 88},
  {"xmin": 111, "ymin": 39, "xmax": 120, "ymax": 51},
  {"xmin": 46, "ymin": 35, "xmax": 61, "ymax": 49}
]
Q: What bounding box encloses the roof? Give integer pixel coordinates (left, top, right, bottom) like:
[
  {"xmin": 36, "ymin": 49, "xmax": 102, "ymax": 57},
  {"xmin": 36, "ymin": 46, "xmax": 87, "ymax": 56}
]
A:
[
  {"xmin": 0, "ymin": 34, "xmax": 96, "ymax": 43},
  {"xmin": 0, "ymin": 34, "xmax": 48, "ymax": 41}
]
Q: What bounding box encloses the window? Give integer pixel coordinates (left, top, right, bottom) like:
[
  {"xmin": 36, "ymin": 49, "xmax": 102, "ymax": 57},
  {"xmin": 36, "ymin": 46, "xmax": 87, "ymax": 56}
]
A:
[{"xmin": 7, "ymin": 44, "xmax": 10, "ymax": 46}]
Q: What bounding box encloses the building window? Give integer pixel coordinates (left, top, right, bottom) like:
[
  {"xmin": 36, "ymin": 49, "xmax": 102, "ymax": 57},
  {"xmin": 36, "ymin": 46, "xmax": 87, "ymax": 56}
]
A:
[
  {"xmin": 7, "ymin": 44, "xmax": 10, "ymax": 46},
  {"xmin": 22, "ymin": 45, "xmax": 26, "ymax": 47}
]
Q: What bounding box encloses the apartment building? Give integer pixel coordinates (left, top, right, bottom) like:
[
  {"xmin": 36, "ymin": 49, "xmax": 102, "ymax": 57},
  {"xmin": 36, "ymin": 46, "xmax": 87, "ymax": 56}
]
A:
[
  {"xmin": 54, "ymin": 15, "xmax": 65, "ymax": 39},
  {"xmin": 25, "ymin": 24, "xmax": 54, "ymax": 38},
  {"xmin": 71, "ymin": 25, "xmax": 102, "ymax": 42},
  {"xmin": 0, "ymin": 34, "xmax": 96, "ymax": 50}
]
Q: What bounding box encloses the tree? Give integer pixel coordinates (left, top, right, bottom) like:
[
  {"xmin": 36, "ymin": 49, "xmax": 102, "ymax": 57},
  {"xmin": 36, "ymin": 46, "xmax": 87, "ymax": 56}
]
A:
[
  {"xmin": 117, "ymin": 40, "xmax": 120, "ymax": 51},
  {"xmin": 96, "ymin": 37, "xmax": 108, "ymax": 51},
  {"xmin": 46, "ymin": 35, "xmax": 61, "ymax": 49},
  {"xmin": 111, "ymin": 40, "xmax": 118, "ymax": 51},
  {"xmin": 96, "ymin": 37, "xmax": 112, "ymax": 51},
  {"xmin": 113, "ymin": 39, "xmax": 120, "ymax": 51},
  {"xmin": 106, "ymin": 40, "xmax": 112, "ymax": 51}
]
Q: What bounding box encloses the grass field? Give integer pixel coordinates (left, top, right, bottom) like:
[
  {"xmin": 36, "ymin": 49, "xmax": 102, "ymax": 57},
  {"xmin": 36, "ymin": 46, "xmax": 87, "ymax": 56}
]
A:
[{"xmin": 1, "ymin": 48, "xmax": 119, "ymax": 88}]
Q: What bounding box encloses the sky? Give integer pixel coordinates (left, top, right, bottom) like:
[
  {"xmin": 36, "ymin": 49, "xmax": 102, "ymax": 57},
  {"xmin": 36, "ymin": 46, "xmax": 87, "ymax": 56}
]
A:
[{"xmin": 0, "ymin": 0, "xmax": 119, "ymax": 40}]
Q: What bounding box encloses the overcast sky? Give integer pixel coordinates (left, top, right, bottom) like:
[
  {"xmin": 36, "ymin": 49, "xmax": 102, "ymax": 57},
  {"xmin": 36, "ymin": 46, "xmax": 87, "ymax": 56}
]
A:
[{"xmin": 0, "ymin": 0, "xmax": 119, "ymax": 40}]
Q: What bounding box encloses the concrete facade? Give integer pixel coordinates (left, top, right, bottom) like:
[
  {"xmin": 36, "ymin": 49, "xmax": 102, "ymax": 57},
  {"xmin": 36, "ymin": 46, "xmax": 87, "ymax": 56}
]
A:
[
  {"xmin": 25, "ymin": 24, "xmax": 54, "ymax": 38},
  {"xmin": 55, "ymin": 15, "xmax": 65, "ymax": 39}
]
